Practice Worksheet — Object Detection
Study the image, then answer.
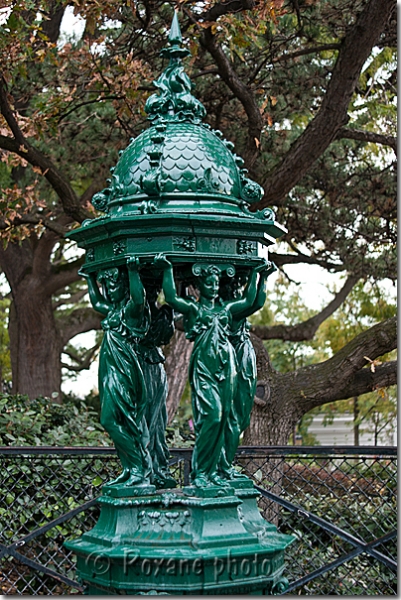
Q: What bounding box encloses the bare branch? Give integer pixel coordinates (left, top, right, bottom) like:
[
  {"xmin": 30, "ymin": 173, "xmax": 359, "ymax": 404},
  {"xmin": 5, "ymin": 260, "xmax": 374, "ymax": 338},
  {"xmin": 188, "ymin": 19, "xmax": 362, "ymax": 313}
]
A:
[
  {"xmin": 42, "ymin": 256, "xmax": 85, "ymax": 297},
  {"xmin": 58, "ymin": 307, "xmax": 102, "ymax": 347},
  {"xmin": 61, "ymin": 343, "xmax": 100, "ymax": 372},
  {"xmin": 58, "ymin": 96, "xmax": 124, "ymax": 123},
  {"xmin": 272, "ymin": 43, "xmax": 342, "ymax": 64},
  {"xmin": 251, "ymin": 275, "xmax": 359, "ymax": 341},
  {"xmin": 258, "ymin": 0, "xmax": 395, "ymax": 207},
  {"xmin": 336, "ymin": 127, "xmax": 397, "ymax": 155},
  {"xmin": 52, "ymin": 288, "xmax": 87, "ymax": 310},
  {"xmin": 294, "ymin": 316, "xmax": 397, "ymax": 410},
  {"xmin": 268, "ymin": 251, "xmax": 345, "ymax": 272}
]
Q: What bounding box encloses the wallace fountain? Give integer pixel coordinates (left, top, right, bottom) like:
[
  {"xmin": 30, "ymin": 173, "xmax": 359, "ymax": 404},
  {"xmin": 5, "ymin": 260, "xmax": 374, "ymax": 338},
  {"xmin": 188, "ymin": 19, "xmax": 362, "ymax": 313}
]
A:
[{"xmin": 65, "ymin": 13, "xmax": 294, "ymax": 595}]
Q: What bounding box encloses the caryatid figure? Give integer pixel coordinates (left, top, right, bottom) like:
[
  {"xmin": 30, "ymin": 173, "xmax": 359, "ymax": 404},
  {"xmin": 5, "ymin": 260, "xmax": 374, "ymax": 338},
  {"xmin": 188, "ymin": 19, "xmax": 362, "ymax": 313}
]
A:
[
  {"xmin": 80, "ymin": 258, "xmax": 152, "ymax": 487},
  {"xmin": 218, "ymin": 263, "xmax": 276, "ymax": 479}
]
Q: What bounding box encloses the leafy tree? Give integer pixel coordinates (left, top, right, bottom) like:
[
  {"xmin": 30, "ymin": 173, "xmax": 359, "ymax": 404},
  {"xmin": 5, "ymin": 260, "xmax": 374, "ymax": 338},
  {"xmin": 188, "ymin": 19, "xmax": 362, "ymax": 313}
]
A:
[
  {"xmin": 0, "ymin": 0, "xmax": 396, "ymax": 444},
  {"xmin": 249, "ymin": 276, "xmax": 396, "ymax": 445}
]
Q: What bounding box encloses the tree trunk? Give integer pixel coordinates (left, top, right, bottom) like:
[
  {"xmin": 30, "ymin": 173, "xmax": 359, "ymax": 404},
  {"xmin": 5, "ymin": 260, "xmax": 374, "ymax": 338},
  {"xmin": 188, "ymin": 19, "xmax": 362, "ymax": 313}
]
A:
[
  {"xmin": 353, "ymin": 396, "xmax": 359, "ymax": 446},
  {"xmin": 1, "ymin": 237, "xmax": 65, "ymax": 400},
  {"xmin": 10, "ymin": 286, "xmax": 62, "ymax": 399},
  {"xmin": 242, "ymin": 335, "xmax": 300, "ymax": 446},
  {"xmin": 164, "ymin": 330, "xmax": 192, "ymax": 423},
  {"xmin": 240, "ymin": 336, "xmax": 300, "ymax": 523}
]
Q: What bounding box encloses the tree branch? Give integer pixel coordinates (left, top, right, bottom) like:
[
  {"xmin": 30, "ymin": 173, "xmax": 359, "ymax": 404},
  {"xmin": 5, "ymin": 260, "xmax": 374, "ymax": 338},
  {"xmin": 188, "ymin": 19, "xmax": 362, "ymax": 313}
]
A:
[
  {"xmin": 53, "ymin": 288, "xmax": 87, "ymax": 310},
  {"xmin": 272, "ymin": 43, "xmax": 342, "ymax": 64},
  {"xmin": 251, "ymin": 275, "xmax": 359, "ymax": 341},
  {"xmin": 0, "ymin": 213, "xmax": 67, "ymax": 236},
  {"xmin": 268, "ymin": 251, "xmax": 344, "ymax": 272},
  {"xmin": 258, "ymin": 0, "xmax": 395, "ymax": 207},
  {"xmin": 61, "ymin": 343, "xmax": 100, "ymax": 372},
  {"xmin": 0, "ymin": 79, "xmax": 90, "ymax": 223},
  {"xmin": 201, "ymin": 0, "xmax": 256, "ymax": 22},
  {"xmin": 58, "ymin": 307, "xmax": 102, "ymax": 347},
  {"xmin": 320, "ymin": 360, "xmax": 397, "ymax": 404},
  {"xmin": 42, "ymin": 257, "xmax": 85, "ymax": 297},
  {"xmin": 336, "ymin": 126, "xmax": 397, "ymax": 155},
  {"xmin": 184, "ymin": 1, "xmax": 262, "ymax": 168},
  {"xmin": 294, "ymin": 316, "xmax": 397, "ymax": 410}
]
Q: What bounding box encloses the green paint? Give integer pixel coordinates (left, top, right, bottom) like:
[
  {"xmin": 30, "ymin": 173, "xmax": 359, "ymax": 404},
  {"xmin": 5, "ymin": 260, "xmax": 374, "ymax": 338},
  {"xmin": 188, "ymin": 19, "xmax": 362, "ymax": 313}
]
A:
[
  {"xmin": 154, "ymin": 255, "xmax": 272, "ymax": 488},
  {"xmin": 138, "ymin": 282, "xmax": 176, "ymax": 489},
  {"xmin": 66, "ymin": 12, "xmax": 294, "ymax": 595},
  {"xmin": 80, "ymin": 260, "xmax": 153, "ymax": 488},
  {"xmin": 65, "ymin": 485, "xmax": 294, "ymax": 595}
]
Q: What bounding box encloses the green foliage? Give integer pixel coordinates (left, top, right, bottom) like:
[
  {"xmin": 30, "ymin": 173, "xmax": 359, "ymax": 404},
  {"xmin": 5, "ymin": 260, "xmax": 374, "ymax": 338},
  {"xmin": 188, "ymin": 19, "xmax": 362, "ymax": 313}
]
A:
[
  {"xmin": 250, "ymin": 273, "xmax": 332, "ymax": 373},
  {"xmin": 281, "ymin": 493, "xmax": 396, "ymax": 594},
  {"xmin": 0, "ymin": 393, "xmax": 108, "ymax": 446}
]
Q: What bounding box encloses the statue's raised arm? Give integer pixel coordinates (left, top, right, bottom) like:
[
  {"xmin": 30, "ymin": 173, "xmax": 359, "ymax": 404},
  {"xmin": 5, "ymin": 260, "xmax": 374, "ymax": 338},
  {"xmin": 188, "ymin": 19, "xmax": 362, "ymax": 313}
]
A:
[
  {"xmin": 124, "ymin": 256, "xmax": 146, "ymax": 328},
  {"xmin": 154, "ymin": 253, "xmax": 196, "ymax": 316},
  {"xmin": 79, "ymin": 268, "xmax": 110, "ymax": 316},
  {"xmin": 225, "ymin": 260, "xmax": 270, "ymax": 317}
]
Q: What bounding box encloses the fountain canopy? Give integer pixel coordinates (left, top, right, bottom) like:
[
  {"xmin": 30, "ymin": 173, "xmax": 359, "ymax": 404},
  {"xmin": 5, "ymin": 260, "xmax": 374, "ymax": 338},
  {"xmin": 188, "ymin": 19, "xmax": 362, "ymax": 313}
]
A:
[{"xmin": 68, "ymin": 12, "xmax": 286, "ymax": 280}]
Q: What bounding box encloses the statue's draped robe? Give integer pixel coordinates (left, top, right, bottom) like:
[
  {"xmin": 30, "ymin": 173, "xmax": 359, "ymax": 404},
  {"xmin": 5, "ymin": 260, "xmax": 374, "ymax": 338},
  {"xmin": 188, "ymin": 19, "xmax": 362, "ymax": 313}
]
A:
[
  {"xmin": 186, "ymin": 304, "xmax": 238, "ymax": 480},
  {"xmin": 138, "ymin": 305, "xmax": 174, "ymax": 485},
  {"xmin": 220, "ymin": 318, "xmax": 257, "ymax": 472},
  {"xmin": 99, "ymin": 304, "xmax": 151, "ymax": 478}
]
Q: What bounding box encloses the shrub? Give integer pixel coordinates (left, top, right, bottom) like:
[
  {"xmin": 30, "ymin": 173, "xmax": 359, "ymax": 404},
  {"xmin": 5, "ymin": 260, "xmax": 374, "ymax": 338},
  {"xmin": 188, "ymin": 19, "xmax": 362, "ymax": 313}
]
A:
[{"xmin": 0, "ymin": 393, "xmax": 109, "ymax": 446}]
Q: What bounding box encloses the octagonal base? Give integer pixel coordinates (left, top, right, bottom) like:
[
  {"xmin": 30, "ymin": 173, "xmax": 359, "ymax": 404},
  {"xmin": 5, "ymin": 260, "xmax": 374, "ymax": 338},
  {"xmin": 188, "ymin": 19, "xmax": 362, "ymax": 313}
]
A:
[{"xmin": 65, "ymin": 480, "xmax": 294, "ymax": 595}]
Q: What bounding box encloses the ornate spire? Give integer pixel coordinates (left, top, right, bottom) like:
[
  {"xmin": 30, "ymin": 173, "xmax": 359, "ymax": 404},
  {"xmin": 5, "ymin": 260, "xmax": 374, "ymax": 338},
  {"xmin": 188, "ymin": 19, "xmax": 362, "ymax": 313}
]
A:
[{"xmin": 145, "ymin": 11, "xmax": 206, "ymax": 123}]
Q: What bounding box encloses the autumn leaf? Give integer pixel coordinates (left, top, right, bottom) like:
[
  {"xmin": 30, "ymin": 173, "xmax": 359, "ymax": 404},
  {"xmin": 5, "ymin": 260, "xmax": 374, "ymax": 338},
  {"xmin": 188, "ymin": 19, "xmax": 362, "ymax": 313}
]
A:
[{"xmin": 364, "ymin": 356, "xmax": 383, "ymax": 373}]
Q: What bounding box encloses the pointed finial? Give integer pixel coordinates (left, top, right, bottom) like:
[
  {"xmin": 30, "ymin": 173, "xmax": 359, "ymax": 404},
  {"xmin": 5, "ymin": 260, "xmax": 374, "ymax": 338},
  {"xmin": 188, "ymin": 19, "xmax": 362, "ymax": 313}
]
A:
[
  {"xmin": 144, "ymin": 10, "xmax": 206, "ymax": 123},
  {"xmin": 160, "ymin": 11, "xmax": 190, "ymax": 59},
  {"xmin": 169, "ymin": 10, "xmax": 182, "ymax": 45}
]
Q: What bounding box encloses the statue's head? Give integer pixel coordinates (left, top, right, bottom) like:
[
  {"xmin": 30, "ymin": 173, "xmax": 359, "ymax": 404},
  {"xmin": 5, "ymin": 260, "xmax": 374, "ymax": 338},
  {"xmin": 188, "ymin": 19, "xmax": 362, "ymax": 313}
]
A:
[
  {"xmin": 97, "ymin": 267, "xmax": 129, "ymax": 304},
  {"xmin": 193, "ymin": 265, "xmax": 221, "ymax": 301}
]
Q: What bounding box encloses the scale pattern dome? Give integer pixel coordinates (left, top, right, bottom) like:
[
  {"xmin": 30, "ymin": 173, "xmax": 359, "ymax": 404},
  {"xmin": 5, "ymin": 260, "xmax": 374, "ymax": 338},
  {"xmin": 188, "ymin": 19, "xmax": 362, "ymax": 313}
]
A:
[
  {"xmin": 90, "ymin": 14, "xmax": 264, "ymax": 214},
  {"xmin": 108, "ymin": 122, "xmax": 242, "ymax": 201}
]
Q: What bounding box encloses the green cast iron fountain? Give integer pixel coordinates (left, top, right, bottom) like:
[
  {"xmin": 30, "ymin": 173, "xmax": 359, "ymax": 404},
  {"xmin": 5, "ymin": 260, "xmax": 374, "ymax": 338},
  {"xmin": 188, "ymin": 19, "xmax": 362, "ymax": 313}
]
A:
[{"xmin": 65, "ymin": 12, "xmax": 294, "ymax": 595}]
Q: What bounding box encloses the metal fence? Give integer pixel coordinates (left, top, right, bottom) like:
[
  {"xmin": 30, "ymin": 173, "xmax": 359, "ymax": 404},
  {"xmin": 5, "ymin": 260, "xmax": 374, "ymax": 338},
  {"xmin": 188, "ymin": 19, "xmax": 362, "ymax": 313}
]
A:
[{"xmin": 0, "ymin": 446, "xmax": 397, "ymax": 595}]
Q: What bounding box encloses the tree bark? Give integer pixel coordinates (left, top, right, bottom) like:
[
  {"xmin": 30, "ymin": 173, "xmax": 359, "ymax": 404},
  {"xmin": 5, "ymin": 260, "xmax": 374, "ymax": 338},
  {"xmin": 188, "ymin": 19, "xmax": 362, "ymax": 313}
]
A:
[
  {"xmin": 244, "ymin": 318, "xmax": 397, "ymax": 446},
  {"xmin": 9, "ymin": 289, "xmax": 62, "ymax": 399},
  {"xmin": 164, "ymin": 330, "xmax": 193, "ymax": 423},
  {"xmin": 0, "ymin": 237, "xmax": 102, "ymax": 399}
]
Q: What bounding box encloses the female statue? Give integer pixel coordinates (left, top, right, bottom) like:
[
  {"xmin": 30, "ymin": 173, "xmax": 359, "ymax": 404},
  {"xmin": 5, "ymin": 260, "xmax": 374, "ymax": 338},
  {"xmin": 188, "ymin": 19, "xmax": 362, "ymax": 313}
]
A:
[
  {"xmin": 218, "ymin": 263, "xmax": 275, "ymax": 479},
  {"xmin": 154, "ymin": 254, "xmax": 267, "ymax": 488},
  {"xmin": 80, "ymin": 257, "xmax": 152, "ymax": 487},
  {"xmin": 137, "ymin": 283, "xmax": 177, "ymax": 489}
]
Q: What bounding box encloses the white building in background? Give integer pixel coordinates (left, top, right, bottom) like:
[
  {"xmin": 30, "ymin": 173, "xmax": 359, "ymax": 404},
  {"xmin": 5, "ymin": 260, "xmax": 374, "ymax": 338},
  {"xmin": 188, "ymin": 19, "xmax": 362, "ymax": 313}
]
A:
[{"xmin": 307, "ymin": 414, "xmax": 397, "ymax": 446}]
